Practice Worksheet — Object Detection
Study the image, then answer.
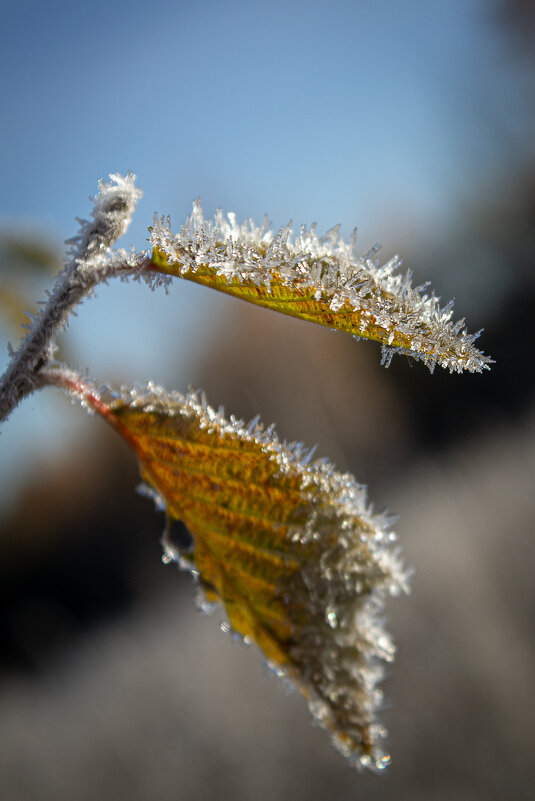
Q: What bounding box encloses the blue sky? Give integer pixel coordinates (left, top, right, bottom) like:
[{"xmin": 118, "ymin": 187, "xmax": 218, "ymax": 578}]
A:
[
  {"xmin": 0, "ymin": 0, "xmax": 528, "ymax": 501},
  {"xmin": 2, "ymin": 0, "xmax": 515, "ymax": 237}
]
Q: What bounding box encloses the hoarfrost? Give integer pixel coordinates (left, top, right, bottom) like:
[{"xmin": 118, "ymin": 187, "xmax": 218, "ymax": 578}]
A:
[{"xmin": 150, "ymin": 201, "xmax": 493, "ymax": 374}]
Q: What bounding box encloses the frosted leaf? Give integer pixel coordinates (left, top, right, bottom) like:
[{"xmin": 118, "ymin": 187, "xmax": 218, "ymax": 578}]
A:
[
  {"xmin": 75, "ymin": 380, "xmax": 409, "ymax": 771},
  {"xmin": 149, "ymin": 202, "xmax": 493, "ymax": 373}
]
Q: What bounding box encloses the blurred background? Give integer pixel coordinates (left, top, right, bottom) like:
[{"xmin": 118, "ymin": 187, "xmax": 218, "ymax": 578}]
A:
[{"xmin": 1, "ymin": 0, "xmax": 534, "ymax": 799}]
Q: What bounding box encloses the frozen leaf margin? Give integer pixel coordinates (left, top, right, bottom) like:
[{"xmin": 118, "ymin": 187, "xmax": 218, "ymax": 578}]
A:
[
  {"xmin": 80, "ymin": 380, "xmax": 409, "ymax": 771},
  {"xmin": 149, "ymin": 202, "xmax": 492, "ymax": 374}
]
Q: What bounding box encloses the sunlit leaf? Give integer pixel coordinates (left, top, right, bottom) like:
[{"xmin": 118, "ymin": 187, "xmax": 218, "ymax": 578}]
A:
[
  {"xmin": 148, "ymin": 202, "xmax": 492, "ymax": 374},
  {"xmin": 82, "ymin": 381, "xmax": 408, "ymax": 771}
]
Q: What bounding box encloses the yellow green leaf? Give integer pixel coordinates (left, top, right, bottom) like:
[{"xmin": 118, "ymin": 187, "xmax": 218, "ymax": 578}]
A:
[
  {"xmin": 82, "ymin": 381, "xmax": 408, "ymax": 771},
  {"xmin": 148, "ymin": 202, "xmax": 492, "ymax": 373}
]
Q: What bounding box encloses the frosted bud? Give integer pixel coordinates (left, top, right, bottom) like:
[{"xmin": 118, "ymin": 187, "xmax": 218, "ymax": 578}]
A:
[{"xmin": 68, "ymin": 172, "xmax": 142, "ymax": 257}]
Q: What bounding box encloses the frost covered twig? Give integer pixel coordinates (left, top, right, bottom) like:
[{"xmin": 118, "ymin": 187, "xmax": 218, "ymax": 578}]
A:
[
  {"xmin": 0, "ymin": 174, "xmax": 147, "ymax": 423},
  {"xmin": 1, "ymin": 171, "xmax": 493, "ymax": 426},
  {"xmin": 0, "ymin": 171, "xmax": 493, "ymax": 771}
]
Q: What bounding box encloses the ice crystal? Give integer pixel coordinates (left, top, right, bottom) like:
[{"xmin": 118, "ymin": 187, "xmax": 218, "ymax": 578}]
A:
[
  {"xmin": 84, "ymin": 381, "xmax": 409, "ymax": 770},
  {"xmin": 149, "ymin": 202, "xmax": 492, "ymax": 373}
]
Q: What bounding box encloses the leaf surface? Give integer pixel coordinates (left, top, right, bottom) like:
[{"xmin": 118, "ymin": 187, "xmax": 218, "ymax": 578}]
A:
[
  {"xmin": 148, "ymin": 204, "xmax": 492, "ymax": 373},
  {"xmin": 85, "ymin": 382, "xmax": 408, "ymax": 771}
]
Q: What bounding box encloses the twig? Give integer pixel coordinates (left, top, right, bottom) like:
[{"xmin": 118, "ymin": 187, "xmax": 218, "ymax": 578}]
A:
[{"xmin": 0, "ymin": 174, "xmax": 146, "ymax": 423}]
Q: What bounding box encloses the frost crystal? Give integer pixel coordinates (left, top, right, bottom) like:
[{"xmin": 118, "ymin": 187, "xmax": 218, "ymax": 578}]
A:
[
  {"xmin": 149, "ymin": 202, "xmax": 492, "ymax": 373},
  {"xmin": 96, "ymin": 382, "xmax": 410, "ymax": 771}
]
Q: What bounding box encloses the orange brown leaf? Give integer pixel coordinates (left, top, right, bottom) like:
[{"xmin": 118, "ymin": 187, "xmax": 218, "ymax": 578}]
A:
[{"xmin": 79, "ymin": 381, "xmax": 408, "ymax": 771}]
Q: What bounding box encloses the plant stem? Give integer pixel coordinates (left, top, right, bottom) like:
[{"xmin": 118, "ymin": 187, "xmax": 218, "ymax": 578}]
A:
[
  {"xmin": 0, "ymin": 172, "xmax": 147, "ymax": 424},
  {"xmin": 0, "ymin": 263, "xmax": 92, "ymax": 422},
  {"xmin": 37, "ymin": 364, "xmax": 106, "ymax": 412},
  {"xmin": 0, "ymin": 254, "xmax": 153, "ymax": 424}
]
